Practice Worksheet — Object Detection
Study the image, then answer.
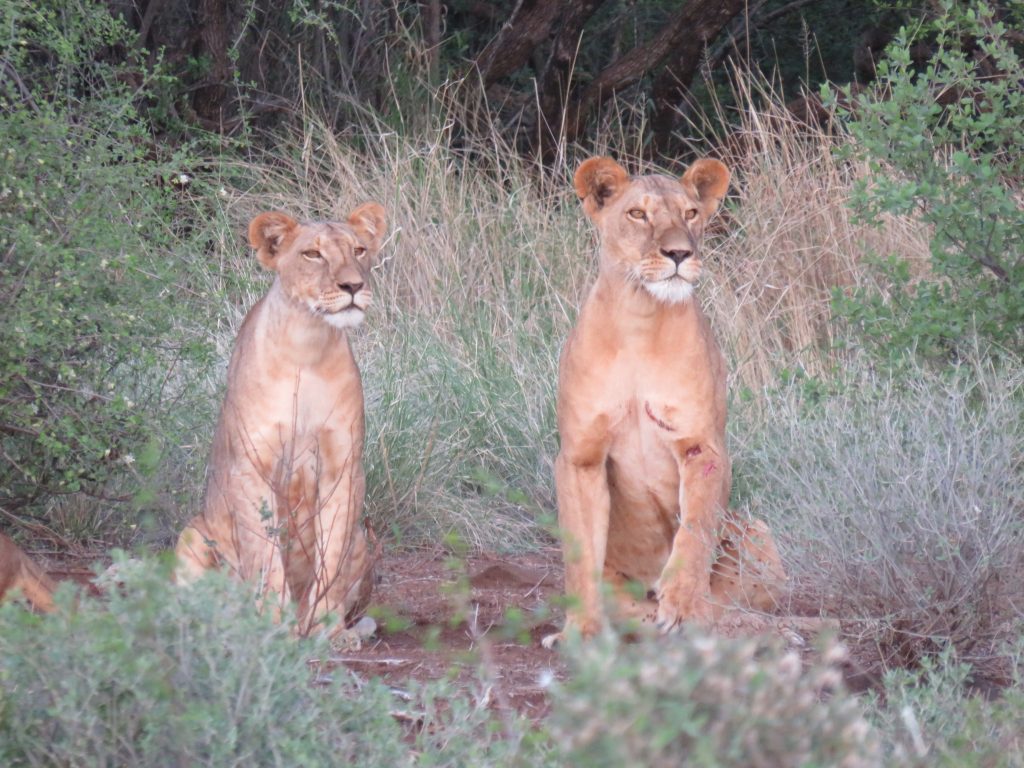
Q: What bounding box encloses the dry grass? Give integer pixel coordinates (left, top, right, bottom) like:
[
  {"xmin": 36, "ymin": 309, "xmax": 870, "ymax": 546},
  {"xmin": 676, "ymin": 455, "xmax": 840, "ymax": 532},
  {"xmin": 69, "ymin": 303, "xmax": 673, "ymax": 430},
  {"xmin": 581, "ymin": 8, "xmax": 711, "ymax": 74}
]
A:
[{"xmin": 699, "ymin": 73, "xmax": 931, "ymax": 391}]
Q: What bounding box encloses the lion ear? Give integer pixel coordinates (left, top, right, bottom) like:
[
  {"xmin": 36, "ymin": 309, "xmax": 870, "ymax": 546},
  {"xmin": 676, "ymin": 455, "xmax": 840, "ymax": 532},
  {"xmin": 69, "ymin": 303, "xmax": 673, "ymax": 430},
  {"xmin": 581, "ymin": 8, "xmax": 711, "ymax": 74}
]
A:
[
  {"xmin": 574, "ymin": 156, "xmax": 630, "ymax": 219},
  {"xmin": 681, "ymin": 158, "xmax": 730, "ymax": 217},
  {"xmin": 347, "ymin": 202, "xmax": 387, "ymax": 256},
  {"xmin": 248, "ymin": 212, "xmax": 298, "ymax": 270}
]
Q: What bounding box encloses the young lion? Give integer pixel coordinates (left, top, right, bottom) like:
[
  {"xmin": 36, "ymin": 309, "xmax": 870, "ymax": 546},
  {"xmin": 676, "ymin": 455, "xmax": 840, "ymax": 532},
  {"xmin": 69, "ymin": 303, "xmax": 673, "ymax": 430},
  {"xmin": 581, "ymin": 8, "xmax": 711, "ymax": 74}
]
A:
[
  {"xmin": 544, "ymin": 157, "xmax": 785, "ymax": 646},
  {"xmin": 0, "ymin": 532, "xmax": 56, "ymax": 613},
  {"xmin": 176, "ymin": 204, "xmax": 385, "ymax": 640}
]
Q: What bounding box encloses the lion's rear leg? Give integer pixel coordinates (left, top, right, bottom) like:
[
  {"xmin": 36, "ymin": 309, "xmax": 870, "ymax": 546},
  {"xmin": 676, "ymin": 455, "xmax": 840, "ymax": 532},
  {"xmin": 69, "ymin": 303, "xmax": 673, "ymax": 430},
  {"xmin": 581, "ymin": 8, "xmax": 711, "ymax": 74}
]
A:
[
  {"xmin": 0, "ymin": 534, "xmax": 57, "ymax": 613},
  {"xmin": 708, "ymin": 518, "xmax": 786, "ymax": 618}
]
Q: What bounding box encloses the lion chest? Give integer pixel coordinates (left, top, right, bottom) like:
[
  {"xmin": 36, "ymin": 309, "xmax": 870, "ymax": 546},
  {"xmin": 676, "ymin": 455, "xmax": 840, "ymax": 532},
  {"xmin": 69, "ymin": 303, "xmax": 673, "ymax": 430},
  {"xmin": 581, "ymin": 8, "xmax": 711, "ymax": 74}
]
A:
[
  {"xmin": 601, "ymin": 357, "xmax": 724, "ymax": 531},
  {"xmin": 224, "ymin": 353, "xmax": 364, "ymax": 476}
]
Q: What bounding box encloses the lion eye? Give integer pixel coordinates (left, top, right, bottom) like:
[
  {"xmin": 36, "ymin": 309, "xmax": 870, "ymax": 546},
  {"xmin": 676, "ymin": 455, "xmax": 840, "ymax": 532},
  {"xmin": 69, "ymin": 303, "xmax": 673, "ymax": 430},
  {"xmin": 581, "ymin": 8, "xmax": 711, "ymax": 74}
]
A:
[
  {"xmin": 627, "ymin": 208, "xmax": 647, "ymax": 221},
  {"xmin": 684, "ymin": 208, "xmax": 698, "ymax": 221},
  {"xmin": 354, "ymin": 246, "xmax": 367, "ymax": 257},
  {"xmin": 302, "ymin": 250, "xmax": 324, "ymax": 262}
]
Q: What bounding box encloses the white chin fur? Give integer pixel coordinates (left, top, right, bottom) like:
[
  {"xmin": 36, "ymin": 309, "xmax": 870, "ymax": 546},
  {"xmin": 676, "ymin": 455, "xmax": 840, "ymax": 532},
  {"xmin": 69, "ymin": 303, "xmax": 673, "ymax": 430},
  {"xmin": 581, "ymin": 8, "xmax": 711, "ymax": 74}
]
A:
[
  {"xmin": 320, "ymin": 309, "xmax": 365, "ymax": 329},
  {"xmin": 643, "ymin": 279, "xmax": 694, "ymax": 304}
]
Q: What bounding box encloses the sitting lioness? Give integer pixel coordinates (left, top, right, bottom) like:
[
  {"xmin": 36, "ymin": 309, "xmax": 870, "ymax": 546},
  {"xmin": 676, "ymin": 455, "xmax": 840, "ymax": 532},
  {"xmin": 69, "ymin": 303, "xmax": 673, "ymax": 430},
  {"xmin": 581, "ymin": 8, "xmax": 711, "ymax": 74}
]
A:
[
  {"xmin": 176, "ymin": 204, "xmax": 385, "ymax": 640},
  {"xmin": 544, "ymin": 157, "xmax": 785, "ymax": 646},
  {"xmin": 0, "ymin": 532, "xmax": 56, "ymax": 612}
]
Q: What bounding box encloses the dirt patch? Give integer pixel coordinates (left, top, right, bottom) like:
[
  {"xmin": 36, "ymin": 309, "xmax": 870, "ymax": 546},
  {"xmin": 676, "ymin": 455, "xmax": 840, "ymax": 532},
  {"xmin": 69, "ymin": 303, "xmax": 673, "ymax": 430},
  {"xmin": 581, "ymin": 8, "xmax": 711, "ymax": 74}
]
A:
[{"xmin": 327, "ymin": 550, "xmax": 566, "ymax": 719}]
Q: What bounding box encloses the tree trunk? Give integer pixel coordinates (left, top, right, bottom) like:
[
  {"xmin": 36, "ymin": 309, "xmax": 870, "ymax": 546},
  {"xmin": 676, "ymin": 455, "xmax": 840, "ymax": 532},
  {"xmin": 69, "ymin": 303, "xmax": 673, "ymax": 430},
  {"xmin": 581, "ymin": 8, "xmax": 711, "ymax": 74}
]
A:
[
  {"xmin": 648, "ymin": 0, "xmax": 749, "ymax": 157},
  {"xmin": 422, "ymin": 0, "xmax": 443, "ymax": 85},
  {"xmin": 533, "ymin": 0, "xmax": 605, "ymax": 160},
  {"xmin": 474, "ymin": 0, "xmax": 569, "ymax": 85},
  {"xmin": 192, "ymin": 0, "xmax": 232, "ymax": 129},
  {"xmin": 558, "ymin": 0, "xmax": 747, "ymax": 154}
]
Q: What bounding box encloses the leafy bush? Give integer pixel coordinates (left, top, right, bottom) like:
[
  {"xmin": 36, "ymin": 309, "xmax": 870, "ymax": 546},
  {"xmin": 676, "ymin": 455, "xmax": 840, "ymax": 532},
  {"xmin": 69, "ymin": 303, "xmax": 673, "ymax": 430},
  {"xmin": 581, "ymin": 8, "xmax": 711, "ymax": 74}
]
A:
[
  {"xmin": 0, "ymin": 559, "xmax": 406, "ymax": 766},
  {"xmin": 0, "ymin": 1, "xmax": 215, "ymax": 539},
  {"xmin": 831, "ymin": 0, "xmax": 1024, "ymax": 363},
  {"xmin": 547, "ymin": 631, "xmax": 878, "ymax": 767},
  {"xmin": 869, "ymin": 646, "xmax": 1024, "ymax": 766},
  {"xmin": 739, "ymin": 356, "xmax": 1024, "ymax": 667}
]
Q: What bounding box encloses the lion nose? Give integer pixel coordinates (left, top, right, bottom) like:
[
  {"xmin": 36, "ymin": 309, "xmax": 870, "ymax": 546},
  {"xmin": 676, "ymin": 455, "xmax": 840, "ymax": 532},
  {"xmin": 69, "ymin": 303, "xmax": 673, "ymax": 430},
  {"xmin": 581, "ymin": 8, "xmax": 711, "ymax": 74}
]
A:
[
  {"xmin": 661, "ymin": 248, "xmax": 692, "ymax": 266},
  {"xmin": 338, "ymin": 281, "xmax": 364, "ymax": 295}
]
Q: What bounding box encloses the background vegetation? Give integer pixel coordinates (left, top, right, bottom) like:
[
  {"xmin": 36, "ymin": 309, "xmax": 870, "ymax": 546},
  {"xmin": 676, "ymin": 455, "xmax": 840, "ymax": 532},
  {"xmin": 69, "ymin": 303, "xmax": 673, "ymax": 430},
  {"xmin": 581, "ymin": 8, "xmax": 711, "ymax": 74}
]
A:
[{"xmin": 1, "ymin": 0, "xmax": 1022, "ymax": 764}]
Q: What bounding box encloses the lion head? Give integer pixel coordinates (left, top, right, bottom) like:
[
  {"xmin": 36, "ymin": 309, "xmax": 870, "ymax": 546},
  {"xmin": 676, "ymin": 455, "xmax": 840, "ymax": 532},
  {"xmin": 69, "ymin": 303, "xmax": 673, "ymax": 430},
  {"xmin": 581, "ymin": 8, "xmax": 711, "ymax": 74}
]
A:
[
  {"xmin": 574, "ymin": 157, "xmax": 730, "ymax": 304},
  {"xmin": 248, "ymin": 203, "xmax": 387, "ymax": 329}
]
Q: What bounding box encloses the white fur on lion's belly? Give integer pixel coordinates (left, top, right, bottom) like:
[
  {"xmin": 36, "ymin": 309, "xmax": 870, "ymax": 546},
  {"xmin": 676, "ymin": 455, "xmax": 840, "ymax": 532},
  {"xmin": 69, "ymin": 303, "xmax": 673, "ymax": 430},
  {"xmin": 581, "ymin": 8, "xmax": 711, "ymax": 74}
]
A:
[
  {"xmin": 320, "ymin": 309, "xmax": 365, "ymax": 329},
  {"xmin": 643, "ymin": 279, "xmax": 694, "ymax": 304}
]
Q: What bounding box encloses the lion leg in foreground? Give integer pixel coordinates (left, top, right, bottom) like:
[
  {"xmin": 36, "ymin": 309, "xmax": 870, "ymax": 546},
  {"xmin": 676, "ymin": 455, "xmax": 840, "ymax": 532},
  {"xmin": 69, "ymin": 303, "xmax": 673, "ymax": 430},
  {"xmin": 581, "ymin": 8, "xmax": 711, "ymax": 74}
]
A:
[
  {"xmin": 0, "ymin": 532, "xmax": 57, "ymax": 613},
  {"xmin": 175, "ymin": 203, "xmax": 386, "ymax": 644},
  {"xmin": 544, "ymin": 155, "xmax": 786, "ymax": 647}
]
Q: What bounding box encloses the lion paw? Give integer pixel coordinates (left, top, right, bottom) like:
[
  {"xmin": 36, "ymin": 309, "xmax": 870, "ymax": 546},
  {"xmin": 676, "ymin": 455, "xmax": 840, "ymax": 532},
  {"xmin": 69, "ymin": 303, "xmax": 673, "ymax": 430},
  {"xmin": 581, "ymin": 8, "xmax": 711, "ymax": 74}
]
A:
[
  {"xmin": 655, "ymin": 583, "xmax": 712, "ymax": 633},
  {"xmin": 330, "ymin": 629, "xmax": 363, "ymax": 652},
  {"xmin": 541, "ymin": 617, "xmax": 601, "ymax": 648},
  {"xmin": 540, "ymin": 632, "xmax": 563, "ymax": 650},
  {"xmin": 329, "ymin": 615, "xmax": 377, "ymax": 652}
]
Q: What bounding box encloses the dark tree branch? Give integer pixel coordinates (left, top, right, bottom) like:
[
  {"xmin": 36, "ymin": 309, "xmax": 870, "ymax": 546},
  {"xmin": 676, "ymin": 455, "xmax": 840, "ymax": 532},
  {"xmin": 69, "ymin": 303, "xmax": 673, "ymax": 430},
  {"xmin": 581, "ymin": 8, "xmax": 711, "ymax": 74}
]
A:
[
  {"xmin": 134, "ymin": 0, "xmax": 169, "ymax": 51},
  {"xmin": 534, "ymin": 0, "xmax": 607, "ymax": 157},
  {"xmin": 474, "ymin": 0, "xmax": 568, "ymax": 85},
  {"xmin": 648, "ymin": 0, "xmax": 749, "ymax": 157},
  {"xmin": 560, "ymin": 0, "xmax": 747, "ymax": 152},
  {"xmin": 422, "ymin": 0, "xmax": 443, "ymax": 84}
]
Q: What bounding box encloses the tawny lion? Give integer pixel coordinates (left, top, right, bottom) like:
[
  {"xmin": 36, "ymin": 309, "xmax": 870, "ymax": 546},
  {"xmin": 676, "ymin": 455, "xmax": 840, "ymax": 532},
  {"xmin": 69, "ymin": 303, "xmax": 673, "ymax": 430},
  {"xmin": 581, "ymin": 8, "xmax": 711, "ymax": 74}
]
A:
[
  {"xmin": 544, "ymin": 157, "xmax": 786, "ymax": 646},
  {"xmin": 176, "ymin": 204, "xmax": 385, "ymax": 640},
  {"xmin": 0, "ymin": 532, "xmax": 56, "ymax": 613}
]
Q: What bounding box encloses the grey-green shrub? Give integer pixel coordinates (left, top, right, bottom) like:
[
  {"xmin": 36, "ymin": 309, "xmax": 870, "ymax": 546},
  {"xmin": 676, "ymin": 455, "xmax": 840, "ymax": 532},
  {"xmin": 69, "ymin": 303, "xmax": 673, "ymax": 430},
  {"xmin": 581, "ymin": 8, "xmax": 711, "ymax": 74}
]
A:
[
  {"xmin": 0, "ymin": 558, "xmax": 406, "ymax": 767},
  {"xmin": 831, "ymin": 0, "xmax": 1024, "ymax": 362},
  {"xmin": 738, "ymin": 356, "xmax": 1024, "ymax": 666},
  {"xmin": 547, "ymin": 631, "xmax": 879, "ymax": 768}
]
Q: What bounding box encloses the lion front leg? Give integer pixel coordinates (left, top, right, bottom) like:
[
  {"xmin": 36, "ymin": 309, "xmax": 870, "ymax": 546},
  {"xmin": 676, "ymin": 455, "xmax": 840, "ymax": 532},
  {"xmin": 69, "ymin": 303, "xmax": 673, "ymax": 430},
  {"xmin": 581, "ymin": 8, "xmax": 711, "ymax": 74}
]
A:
[
  {"xmin": 300, "ymin": 442, "xmax": 370, "ymax": 636},
  {"xmin": 543, "ymin": 449, "xmax": 612, "ymax": 648},
  {"xmin": 655, "ymin": 441, "xmax": 728, "ymax": 632}
]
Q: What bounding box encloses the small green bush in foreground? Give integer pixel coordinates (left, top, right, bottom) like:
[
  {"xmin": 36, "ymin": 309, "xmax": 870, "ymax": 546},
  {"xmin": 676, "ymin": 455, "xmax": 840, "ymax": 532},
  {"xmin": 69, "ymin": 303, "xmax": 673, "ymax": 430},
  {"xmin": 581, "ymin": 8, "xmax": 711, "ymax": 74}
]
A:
[
  {"xmin": 0, "ymin": 559, "xmax": 405, "ymax": 767},
  {"xmin": 869, "ymin": 645, "xmax": 1024, "ymax": 767},
  {"xmin": 5, "ymin": 561, "xmax": 1024, "ymax": 767},
  {"xmin": 548, "ymin": 631, "xmax": 879, "ymax": 768}
]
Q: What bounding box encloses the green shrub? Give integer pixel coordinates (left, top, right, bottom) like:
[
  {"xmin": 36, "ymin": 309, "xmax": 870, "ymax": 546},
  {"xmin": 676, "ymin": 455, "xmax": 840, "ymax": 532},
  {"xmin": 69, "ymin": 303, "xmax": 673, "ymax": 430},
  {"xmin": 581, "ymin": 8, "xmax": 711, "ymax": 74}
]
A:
[
  {"xmin": 547, "ymin": 631, "xmax": 878, "ymax": 767},
  {"xmin": 869, "ymin": 646, "xmax": 1024, "ymax": 766},
  {"xmin": 0, "ymin": 0, "xmax": 216, "ymax": 539},
  {"xmin": 0, "ymin": 558, "xmax": 406, "ymax": 766},
  {"xmin": 831, "ymin": 0, "xmax": 1024, "ymax": 363}
]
